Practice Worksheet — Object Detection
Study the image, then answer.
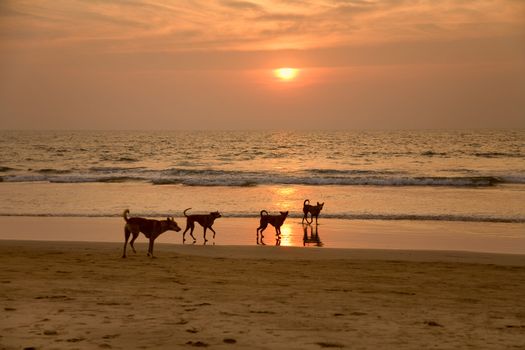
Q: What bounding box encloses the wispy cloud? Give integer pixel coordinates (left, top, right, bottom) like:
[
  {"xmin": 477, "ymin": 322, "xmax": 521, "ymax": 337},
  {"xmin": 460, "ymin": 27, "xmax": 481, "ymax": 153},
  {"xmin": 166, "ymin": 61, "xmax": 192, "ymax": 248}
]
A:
[
  {"xmin": 1, "ymin": 0, "xmax": 523, "ymax": 55},
  {"xmin": 220, "ymin": 1, "xmax": 264, "ymax": 11}
]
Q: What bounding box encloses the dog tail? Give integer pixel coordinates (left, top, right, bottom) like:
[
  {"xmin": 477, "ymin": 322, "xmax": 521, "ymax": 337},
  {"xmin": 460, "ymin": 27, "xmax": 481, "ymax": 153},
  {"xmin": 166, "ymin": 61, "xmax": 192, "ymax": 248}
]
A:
[
  {"xmin": 260, "ymin": 210, "xmax": 269, "ymax": 217},
  {"xmin": 183, "ymin": 208, "xmax": 191, "ymax": 217},
  {"xmin": 123, "ymin": 209, "xmax": 130, "ymax": 222},
  {"xmin": 304, "ymin": 199, "xmax": 310, "ymax": 206}
]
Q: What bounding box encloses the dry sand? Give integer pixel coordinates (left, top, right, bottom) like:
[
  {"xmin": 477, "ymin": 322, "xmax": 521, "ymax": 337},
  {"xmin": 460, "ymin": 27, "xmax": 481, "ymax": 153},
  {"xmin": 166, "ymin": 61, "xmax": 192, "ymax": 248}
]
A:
[{"xmin": 1, "ymin": 240, "xmax": 525, "ymax": 350}]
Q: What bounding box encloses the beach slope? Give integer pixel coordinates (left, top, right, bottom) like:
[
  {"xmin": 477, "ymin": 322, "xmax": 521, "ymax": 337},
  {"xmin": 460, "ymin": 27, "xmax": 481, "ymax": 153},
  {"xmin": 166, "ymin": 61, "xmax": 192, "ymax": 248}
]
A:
[{"xmin": 1, "ymin": 241, "xmax": 524, "ymax": 349}]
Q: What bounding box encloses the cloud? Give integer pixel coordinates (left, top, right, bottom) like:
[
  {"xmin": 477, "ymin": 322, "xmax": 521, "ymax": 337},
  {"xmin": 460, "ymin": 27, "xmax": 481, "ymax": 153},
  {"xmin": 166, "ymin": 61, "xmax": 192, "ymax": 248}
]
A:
[
  {"xmin": 1, "ymin": 0, "xmax": 523, "ymax": 54},
  {"xmin": 1, "ymin": 1, "xmax": 524, "ymax": 129},
  {"xmin": 220, "ymin": 1, "xmax": 264, "ymax": 11}
]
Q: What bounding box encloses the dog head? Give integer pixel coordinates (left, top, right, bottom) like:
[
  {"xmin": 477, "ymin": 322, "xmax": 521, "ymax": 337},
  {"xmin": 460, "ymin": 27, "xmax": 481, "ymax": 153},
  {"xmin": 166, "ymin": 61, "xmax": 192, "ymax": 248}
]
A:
[
  {"xmin": 316, "ymin": 202, "xmax": 324, "ymax": 210},
  {"xmin": 210, "ymin": 211, "xmax": 222, "ymax": 219},
  {"xmin": 280, "ymin": 211, "xmax": 289, "ymax": 218},
  {"xmin": 166, "ymin": 217, "xmax": 182, "ymax": 232}
]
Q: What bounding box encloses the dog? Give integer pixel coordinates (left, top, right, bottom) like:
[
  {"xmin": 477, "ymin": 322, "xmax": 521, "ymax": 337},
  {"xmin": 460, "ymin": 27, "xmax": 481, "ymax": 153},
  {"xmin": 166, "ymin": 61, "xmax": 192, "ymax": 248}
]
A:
[
  {"xmin": 256, "ymin": 210, "xmax": 289, "ymax": 243},
  {"xmin": 122, "ymin": 209, "xmax": 181, "ymax": 258},
  {"xmin": 302, "ymin": 199, "xmax": 324, "ymax": 224},
  {"xmin": 182, "ymin": 208, "xmax": 222, "ymax": 243}
]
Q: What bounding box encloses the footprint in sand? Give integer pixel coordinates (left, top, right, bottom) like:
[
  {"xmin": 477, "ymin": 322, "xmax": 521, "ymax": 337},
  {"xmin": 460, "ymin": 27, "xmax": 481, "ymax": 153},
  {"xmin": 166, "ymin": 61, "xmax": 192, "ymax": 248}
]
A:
[
  {"xmin": 186, "ymin": 340, "xmax": 209, "ymax": 347},
  {"xmin": 315, "ymin": 342, "xmax": 345, "ymax": 348},
  {"xmin": 102, "ymin": 334, "xmax": 120, "ymax": 339}
]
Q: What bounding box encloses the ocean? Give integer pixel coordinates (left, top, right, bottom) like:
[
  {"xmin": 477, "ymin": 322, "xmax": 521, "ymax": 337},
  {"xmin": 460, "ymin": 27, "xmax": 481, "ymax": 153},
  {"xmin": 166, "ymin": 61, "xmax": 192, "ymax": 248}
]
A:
[{"xmin": 0, "ymin": 130, "xmax": 524, "ymax": 251}]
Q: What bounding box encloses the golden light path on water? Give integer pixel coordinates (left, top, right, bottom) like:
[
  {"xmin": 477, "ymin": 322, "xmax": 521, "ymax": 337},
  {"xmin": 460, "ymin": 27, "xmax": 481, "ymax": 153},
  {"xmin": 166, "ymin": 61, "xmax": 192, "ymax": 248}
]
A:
[
  {"xmin": 277, "ymin": 223, "xmax": 294, "ymax": 246},
  {"xmin": 270, "ymin": 186, "xmax": 306, "ymax": 247}
]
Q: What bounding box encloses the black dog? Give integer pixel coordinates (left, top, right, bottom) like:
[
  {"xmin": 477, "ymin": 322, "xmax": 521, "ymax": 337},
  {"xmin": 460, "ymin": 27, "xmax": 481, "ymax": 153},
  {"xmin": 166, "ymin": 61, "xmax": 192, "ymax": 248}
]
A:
[
  {"xmin": 256, "ymin": 210, "xmax": 289, "ymax": 243},
  {"xmin": 302, "ymin": 199, "xmax": 324, "ymax": 224},
  {"xmin": 182, "ymin": 208, "xmax": 222, "ymax": 243},
  {"xmin": 122, "ymin": 209, "xmax": 181, "ymax": 258}
]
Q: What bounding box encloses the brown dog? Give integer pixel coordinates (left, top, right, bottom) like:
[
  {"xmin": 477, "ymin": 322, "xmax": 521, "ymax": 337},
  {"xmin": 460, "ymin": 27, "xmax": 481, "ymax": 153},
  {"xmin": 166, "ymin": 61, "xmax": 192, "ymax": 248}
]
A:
[
  {"xmin": 302, "ymin": 199, "xmax": 324, "ymax": 224},
  {"xmin": 256, "ymin": 210, "xmax": 289, "ymax": 242},
  {"xmin": 183, "ymin": 208, "xmax": 222, "ymax": 243},
  {"xmin": 122, "ymin": 209, "xmax": 181, "ymax": 258}
]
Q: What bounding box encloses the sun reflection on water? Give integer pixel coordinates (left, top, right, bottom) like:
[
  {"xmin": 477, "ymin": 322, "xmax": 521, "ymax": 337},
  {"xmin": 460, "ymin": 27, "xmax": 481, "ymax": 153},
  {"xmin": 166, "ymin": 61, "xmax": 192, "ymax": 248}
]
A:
[
  {"xmin": 277, "ymin": 223, "xmax": 293, "ymax": 246},
  {"xmin": 273, "ymin": 186, "xmax": 297, "ymax": 212},
  {"xmin": 276, "ymin": 186, "xmax": 296, "ymax": 196}
]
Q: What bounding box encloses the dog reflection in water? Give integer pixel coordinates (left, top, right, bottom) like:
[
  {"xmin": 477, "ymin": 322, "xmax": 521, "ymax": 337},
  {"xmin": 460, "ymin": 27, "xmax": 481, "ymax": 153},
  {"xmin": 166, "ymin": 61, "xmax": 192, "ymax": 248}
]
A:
[
  {"xmin": 256, "ymin": 210, "xmax": 288, "ymax": 245},
  {"xmin": 302, "ymin": 223, "xmax": 323, "ymax": 247}
]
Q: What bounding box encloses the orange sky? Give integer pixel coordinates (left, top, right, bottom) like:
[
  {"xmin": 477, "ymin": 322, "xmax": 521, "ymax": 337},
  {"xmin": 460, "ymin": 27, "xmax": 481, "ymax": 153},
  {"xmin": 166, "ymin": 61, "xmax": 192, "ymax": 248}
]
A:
[{"xmin": 0, "ymin": 0, "xmax": 524, "ymax": 129}]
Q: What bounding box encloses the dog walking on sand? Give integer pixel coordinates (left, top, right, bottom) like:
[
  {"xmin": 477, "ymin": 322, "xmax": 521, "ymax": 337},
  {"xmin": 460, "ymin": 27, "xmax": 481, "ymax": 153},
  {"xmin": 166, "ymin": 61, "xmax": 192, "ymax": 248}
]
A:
[
  {"xmin": 182, "ymin": 208, "xmax": 222, "ymax": 243},
  {"xmin": 256, "ymin": 210, "xmax": 289, "ymax": 244},
  {"xmin": 122, "ymin": 209, "xmax": 181, "ymax": 258}
]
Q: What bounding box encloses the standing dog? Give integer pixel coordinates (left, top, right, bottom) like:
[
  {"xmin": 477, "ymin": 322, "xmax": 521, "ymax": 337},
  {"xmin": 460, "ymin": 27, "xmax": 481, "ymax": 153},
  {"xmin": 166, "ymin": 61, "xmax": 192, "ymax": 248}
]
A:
[
  {"xmin": 183, "ymin": 208, "xmax": 222, "ymax": 243},
  {"xmin": 256, "ymin": 210, "xmax": 289, "ymax": 243},
  {"xmin": 122, "ymin": 209, "xmax": 181, "ymax": 258},
  {"xmin": 302, "ymin": 199, "xmax": 324, "ymax": 224}
]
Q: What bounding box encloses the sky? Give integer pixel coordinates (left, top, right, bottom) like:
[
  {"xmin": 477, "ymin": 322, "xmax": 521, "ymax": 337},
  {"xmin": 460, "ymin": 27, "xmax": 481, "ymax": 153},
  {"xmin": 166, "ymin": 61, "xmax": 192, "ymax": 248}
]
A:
[{"xmin": 0, "ymin": 0, "xmax": 524, "ymax": 130}]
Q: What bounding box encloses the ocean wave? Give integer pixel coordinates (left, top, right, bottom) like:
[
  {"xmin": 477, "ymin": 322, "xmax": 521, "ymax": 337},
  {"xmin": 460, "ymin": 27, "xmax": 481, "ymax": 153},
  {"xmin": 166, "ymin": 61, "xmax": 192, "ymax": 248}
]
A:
[
  {"xmin": 1, "ymin": 165, "xmax": 523, "ymax": 187},
  {"xmin": 0, "ymin": 166, "xmax": 16, "ymax": 172},
  {"xmin": 37, "ymin": 168, "xmax": 73, "ymax": 174},
  {"xmin": 1, "ymin": 170, "xmax": 523, "ymax": 187},
  {"xmin": 421, "ymin": 150, "xmax": 449, "ymax": 157},
  {"xmin": 499, "ymin": 175, "xmax": 525, "ymax": 184},
  {"xmin": 89, "ymin": 166, "xmax": 147, "ymax": 172},
  {"xmin": 308, "ymin": 168, "xmax": 400, "ymax": 175},
  {"xmin": 209, "ymin": 212, "xmax": 525, "ymax": 223},
  {"xmin": 152, "ymin": 175, "xmax": 507, "ymax": 187},
  {"xmin": 473, "ymin": 152, "xmax": 524, "ymax": 158},
  {"xmin": 1, "ymin": 212, "xmax": 523, "ymax": 223}
]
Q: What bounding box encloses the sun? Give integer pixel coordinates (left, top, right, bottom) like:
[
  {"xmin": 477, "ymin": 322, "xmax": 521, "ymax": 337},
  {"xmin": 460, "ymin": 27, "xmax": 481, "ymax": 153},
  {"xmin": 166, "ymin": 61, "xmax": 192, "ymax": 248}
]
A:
[{"xmin": 274, "ymin": 67, "xmax": 298, "ymax": 81}]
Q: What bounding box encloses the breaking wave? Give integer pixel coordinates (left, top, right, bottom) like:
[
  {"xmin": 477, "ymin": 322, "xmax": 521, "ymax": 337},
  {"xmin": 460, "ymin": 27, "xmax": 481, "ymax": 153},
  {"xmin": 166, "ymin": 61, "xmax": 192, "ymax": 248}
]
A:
[
  {"xmin": 1, "ymin": 167, "xmax": 523, "ymax": 187},
  {"xmin": 1, "ymin": 211, "xmax": 523, "ymax": 223}
]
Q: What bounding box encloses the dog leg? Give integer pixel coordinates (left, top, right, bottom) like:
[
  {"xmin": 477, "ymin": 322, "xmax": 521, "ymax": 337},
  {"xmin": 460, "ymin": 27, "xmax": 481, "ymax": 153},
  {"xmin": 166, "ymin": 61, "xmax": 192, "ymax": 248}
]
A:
[
  {"xmin": 258, "ymin": 225, "xmax": 267, "ymax": 239},
  {"xmin": 122, "ymin": 227, "xmax": 131, "ymax": 258},
  {"xmin": 306, "ymin": 214, "xmax": 313, "ymax": 225},
  {"xmin": 189, "ymin": 224, "xmax": 196, "ymax": 242},
  {"xmin": 209, "ymin": 226, "xmax": 216, "ymax": 239},
  {"xmin": 256, "ymin": 228, "xmax": 266, "ymax": 246},
  {"xmin": 182, "ymin": 224, "xmax": 192, "ymax": 243},
  {"xmin": 148, "ymin": 237, "xmax": 154, "ymax": 257},
  {"xmin": 129, "ymin": 232, "xmax": 139, "ymax": 254},
  {"xmin": 203, "ymin": 227, "xmax": 208, "ymax": 242}
]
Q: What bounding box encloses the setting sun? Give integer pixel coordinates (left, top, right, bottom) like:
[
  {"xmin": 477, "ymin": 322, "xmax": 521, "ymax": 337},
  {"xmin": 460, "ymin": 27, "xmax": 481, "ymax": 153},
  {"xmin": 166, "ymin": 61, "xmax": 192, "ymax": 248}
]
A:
[{"xmin": 274, "ymin": 67, "xmax": 298, "ymax": 81}]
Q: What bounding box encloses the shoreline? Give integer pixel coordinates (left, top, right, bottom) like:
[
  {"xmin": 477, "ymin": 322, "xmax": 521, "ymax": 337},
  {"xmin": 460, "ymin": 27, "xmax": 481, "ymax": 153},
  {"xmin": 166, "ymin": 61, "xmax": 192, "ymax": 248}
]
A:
[
  {"xmin": 1, "ymin": 216, "xmax": 524, "ymax": 254},
  {"xmin": 2, "ymin": 239, "xmax": 525, "ymax": 266}
]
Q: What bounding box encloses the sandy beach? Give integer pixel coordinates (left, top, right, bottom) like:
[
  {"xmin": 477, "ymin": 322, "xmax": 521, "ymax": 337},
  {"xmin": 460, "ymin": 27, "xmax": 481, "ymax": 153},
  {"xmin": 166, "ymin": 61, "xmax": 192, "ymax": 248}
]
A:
[
  {"xmin": 1, "ymin": 240, "xmax": 524, "ymax": 350},
  {"xmin": 2, "ymin": 0, "xmax": 525, "ymax": 347}
]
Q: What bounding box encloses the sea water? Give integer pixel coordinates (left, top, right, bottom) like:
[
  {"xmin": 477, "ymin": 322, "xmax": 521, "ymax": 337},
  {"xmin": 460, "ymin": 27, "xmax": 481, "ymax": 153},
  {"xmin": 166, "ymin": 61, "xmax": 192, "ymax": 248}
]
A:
[{"xmin": 0, "ymin": 130, "xmax": 524, "ymax": 250}]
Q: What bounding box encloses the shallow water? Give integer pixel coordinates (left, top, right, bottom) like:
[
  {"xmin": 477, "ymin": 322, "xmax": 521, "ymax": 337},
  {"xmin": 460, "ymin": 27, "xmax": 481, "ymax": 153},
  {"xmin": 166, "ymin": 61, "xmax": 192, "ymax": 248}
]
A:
[
  {"xmin": 1, "ymin": 217, "xmax": 524, "ymax": 254},
  {"xmin": 1, "ymin": 130, "xmax": 524, "ymax": 248},
  {"xmin": 1, "ymin": 182, "xmax": 524, "ymax": 223}
]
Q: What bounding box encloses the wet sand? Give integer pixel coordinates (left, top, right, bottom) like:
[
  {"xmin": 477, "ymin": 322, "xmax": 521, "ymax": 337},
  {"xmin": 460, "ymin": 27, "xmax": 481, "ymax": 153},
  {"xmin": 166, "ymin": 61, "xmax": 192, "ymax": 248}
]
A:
[
  {"xmin": 1, "ymin": 216, "xmax": 524, "ymax": 254},
  {"xmin": 1, "ymin": 240, "xmax": 524, "ymax": 349}
]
